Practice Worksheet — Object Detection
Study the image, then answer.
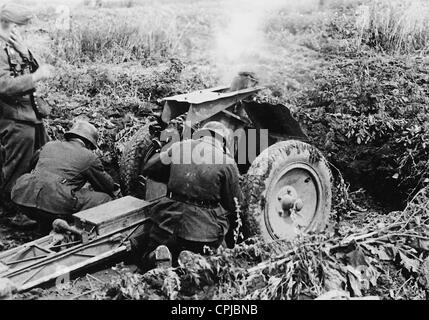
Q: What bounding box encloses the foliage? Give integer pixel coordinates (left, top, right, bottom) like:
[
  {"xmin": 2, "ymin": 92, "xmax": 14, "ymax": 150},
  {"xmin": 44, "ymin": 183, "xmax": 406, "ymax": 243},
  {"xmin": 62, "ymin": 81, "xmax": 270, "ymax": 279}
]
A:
[
  {"xmin": 294, "ymin": 53, "xmax": 429, "ymax": 206},
  {"xmin": 99, "ymin": 186, "xmax": 429, "ymax": 300},
  {"xmin": 261, "ymin": 0, "xmax": 429, "ymax": 205}
]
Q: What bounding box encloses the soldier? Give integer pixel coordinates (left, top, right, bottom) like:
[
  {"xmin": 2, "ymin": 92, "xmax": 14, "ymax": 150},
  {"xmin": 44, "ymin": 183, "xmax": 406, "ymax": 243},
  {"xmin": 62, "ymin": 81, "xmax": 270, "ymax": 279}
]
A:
[
  {"xmin": 127, "ymin": 121, "xmax": 243, "ymax": 272},
  {"xmin": 11, "ymin": 120, "xmax": 120, "ymax": 234},
  {"xmin": 0, "ymin": 3, "xmax": 55, "ymax": 227}
]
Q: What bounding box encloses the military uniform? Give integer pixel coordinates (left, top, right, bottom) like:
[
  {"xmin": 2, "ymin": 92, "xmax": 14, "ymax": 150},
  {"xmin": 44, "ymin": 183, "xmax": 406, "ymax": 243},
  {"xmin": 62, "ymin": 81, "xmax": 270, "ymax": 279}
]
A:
[
  {"xmin": 11, "ymin": 139, "xmax": 115, "ymax": 222},
  {"xmin": 129, "ymin": 137, "xmax": 243, "ymax": 269},
  {"xmin": 0, "ymin": 42, "xmax": 48, "ymax": 198}
]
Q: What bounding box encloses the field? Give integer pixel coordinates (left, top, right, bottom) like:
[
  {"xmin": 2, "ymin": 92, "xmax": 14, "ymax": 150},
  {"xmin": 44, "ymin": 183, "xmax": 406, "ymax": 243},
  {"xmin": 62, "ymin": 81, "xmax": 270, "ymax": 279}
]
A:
[{"xmin": 2, "ymin": 0, "xmax": 429, "ymax": 300}]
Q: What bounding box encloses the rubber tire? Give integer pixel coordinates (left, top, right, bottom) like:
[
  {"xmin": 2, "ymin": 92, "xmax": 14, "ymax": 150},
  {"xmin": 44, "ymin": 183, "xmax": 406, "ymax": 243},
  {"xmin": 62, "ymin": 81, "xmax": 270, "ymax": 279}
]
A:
[
  {"xmin": 119, "ymin": 123, "xmax": 154, "ymax": 198},
  {"xmin": 241, "ymin": 140, "xmax": 332, "ymax": 242}
]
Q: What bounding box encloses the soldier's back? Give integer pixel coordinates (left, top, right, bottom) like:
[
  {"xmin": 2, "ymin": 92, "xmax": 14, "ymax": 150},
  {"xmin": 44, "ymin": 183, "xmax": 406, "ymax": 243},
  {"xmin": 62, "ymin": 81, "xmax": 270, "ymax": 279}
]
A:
[
  {"xmin": 167, "ymin": 138, "xmax": 237, "ymax": 201},
  {"xmin": 36, "ymin": 140, "xmax": 95, "ymax": 178}
]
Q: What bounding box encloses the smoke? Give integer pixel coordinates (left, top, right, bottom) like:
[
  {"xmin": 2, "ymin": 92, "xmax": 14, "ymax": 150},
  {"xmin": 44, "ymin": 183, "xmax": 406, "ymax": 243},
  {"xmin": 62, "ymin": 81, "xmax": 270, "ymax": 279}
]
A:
[{"xmin": 213, "ymin": 0, "xmax": 320, "ymax": 85}]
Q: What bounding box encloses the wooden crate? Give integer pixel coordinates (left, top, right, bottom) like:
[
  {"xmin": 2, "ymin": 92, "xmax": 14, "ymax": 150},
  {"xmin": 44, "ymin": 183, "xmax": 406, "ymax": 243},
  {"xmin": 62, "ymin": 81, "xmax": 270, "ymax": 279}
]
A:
[{"xmin": 73, "ymin": 196, "xmax": 154, "ymax": 236}]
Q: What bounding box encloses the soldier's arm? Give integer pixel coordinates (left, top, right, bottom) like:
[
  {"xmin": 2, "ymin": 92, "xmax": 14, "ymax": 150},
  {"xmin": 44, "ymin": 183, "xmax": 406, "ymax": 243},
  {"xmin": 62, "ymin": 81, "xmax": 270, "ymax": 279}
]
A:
[
  {"xmin": 85, "ymin": 156, "xmax": 116, "ymax": 196},
  {"xmin": 142, "ymin": 144, "xmax": 174, "ymax": 183},
  {"xmin": 220, "ymin": 164, "xmax": 244, "ymax": 215},
  {"xmin": 0, "ymin": 51, "xmax": 35, "ymax": 96}
]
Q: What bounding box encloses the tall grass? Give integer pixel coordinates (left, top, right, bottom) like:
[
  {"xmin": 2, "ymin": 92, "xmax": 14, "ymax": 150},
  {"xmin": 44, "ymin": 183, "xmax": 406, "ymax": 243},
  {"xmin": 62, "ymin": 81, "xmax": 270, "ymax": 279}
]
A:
[
  {"xmin": 357, "ymin": 0, "xmax": 429, "ymax": 54},
  {"xmin": 264, "ymin": 0, "xmax": 429, "ymax": 55},
  {"xmin": 49, "ymin": 8, "xmax": 189, "ymax": 64}
]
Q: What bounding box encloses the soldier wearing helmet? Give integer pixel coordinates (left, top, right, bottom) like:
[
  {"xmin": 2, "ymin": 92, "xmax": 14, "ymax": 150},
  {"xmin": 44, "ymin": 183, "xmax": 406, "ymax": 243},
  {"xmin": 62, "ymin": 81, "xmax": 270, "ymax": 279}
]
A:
[
  {"xmin": 0, "ymin": 2, "xmax": 55, "ymax": 227},
  {"xmin": 10, "ymin": 120, "xmax": 119, "ymax": 233},
  {"xmin": 127, "ymin": 121, "xmax": 243, "ymax": 271}
]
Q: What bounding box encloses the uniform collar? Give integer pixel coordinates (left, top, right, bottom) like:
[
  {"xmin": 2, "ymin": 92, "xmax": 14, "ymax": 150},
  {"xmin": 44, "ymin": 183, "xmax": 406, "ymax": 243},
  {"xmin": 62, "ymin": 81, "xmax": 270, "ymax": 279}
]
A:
[{"xmin": 68, "ymin": 139, "xmax": 86, "ymax": 149}]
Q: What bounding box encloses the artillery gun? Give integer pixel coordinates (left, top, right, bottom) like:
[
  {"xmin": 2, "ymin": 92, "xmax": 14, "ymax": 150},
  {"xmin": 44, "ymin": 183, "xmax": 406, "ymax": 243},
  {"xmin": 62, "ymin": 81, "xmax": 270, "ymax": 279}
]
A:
[
  {"xmin": 120, "ymin": 73, "xmax": 332, "ymax": 241},
  {"xmin": 0, "ymin": 74, "xmax": 332, "ymax": 293}
]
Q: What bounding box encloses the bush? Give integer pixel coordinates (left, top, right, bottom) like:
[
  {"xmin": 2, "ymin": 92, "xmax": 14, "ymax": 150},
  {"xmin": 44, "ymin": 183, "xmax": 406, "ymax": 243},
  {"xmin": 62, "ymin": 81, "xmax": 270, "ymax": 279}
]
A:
[{"xmin": 295, "ymin": 53, "xmax": 429, "ymax": 207}]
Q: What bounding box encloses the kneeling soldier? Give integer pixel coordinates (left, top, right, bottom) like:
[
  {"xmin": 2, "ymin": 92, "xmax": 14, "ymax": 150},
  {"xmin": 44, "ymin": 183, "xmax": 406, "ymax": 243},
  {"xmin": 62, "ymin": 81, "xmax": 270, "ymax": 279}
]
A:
[
  {"xmin": 11, "ymin": 120, "xmax": 119, "ymax": 233},
  {"xmin": 127, "ymin": 121, "xmax": 243, "ymax": 272}
]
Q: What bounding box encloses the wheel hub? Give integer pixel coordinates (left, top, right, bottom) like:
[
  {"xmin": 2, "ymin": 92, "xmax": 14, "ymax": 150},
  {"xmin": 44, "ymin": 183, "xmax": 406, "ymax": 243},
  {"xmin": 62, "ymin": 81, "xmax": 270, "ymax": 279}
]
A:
[
  {"xmin": 265, "ymin": 163, "xmax": 322, "ymax": 240},
  {"xmin": 277, "ymin": 186, "xmax": 304, "ymax": 217}
]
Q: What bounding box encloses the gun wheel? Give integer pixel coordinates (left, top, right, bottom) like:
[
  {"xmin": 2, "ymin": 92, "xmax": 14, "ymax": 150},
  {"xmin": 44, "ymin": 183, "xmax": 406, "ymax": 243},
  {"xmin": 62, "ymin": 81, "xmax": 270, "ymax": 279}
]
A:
[
  {"xmin": 241, "ymin": 140, "xmax": 332, "ymax": 242},
  {"xmin": 119, "ymin": 123, "xmax": 155, "ymax": 198}
]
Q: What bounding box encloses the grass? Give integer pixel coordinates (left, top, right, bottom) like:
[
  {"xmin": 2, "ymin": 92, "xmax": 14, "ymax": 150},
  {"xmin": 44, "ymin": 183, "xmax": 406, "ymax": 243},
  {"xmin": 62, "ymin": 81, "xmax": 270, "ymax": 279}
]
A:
[
  {"xmin": 46, "ymin": 8, "xmax": 193, "ymax": 64},
  {"xmin": 356, "ymin": 0, "xmax": 429, "ymax": 54}
]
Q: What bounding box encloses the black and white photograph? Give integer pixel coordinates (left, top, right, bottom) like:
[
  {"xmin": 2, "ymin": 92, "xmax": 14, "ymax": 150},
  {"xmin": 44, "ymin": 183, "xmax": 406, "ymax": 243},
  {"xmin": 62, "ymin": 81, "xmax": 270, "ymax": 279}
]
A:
[{"xmin": 0, "ymin": 0, "xmax": 428, "ymax": 307}]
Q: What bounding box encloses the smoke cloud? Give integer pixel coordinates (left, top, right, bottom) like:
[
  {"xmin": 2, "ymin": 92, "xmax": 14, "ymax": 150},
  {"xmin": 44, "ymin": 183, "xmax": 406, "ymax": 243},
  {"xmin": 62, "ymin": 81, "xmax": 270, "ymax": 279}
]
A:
[{"xmin": 213, "ymin": 0, "xmax": 320, "ymax": 85}]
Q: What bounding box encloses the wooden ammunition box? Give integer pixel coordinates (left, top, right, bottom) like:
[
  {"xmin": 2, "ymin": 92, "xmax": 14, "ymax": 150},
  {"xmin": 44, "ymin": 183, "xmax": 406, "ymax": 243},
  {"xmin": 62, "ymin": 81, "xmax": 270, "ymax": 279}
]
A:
[{"xmin": 73, "ymin": 196, "xmax": 154, "ymax": 236}]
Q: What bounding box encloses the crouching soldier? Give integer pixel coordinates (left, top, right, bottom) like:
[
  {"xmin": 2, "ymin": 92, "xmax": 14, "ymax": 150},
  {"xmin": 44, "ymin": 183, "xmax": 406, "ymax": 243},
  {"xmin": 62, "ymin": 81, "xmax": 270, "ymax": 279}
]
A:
[
  {"xmin": 0, "ymin": 2, "xmax": 55, "ymax": 227},
  {"xmin": 127, "ymin": 121, "xmax": 243, "ymax": 272},
  {"xmin": 11, "ymin": 120, "xmax": 119, "ymax": 233}
]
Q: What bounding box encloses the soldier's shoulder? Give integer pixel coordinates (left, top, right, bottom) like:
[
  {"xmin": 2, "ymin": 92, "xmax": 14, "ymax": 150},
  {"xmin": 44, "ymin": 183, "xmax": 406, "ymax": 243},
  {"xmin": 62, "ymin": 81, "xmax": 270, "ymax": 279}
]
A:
[
  {"xmin": 81, "ymin": 146, "xmax": 98, "ymax": 159},
  {"xmin": 63, "ymin": 141, "xmax": 96, "ymax": 159},
  {"xmin": 43, "ymin": 140, "xmax": 73, "ymax": 153},
  {"xmin": 75, "ymin": 147, "xmax": 100, "ymax": 167},
  {"xmin": 42, "ymin": 140, "xmax": 62, "ymax": 150}
]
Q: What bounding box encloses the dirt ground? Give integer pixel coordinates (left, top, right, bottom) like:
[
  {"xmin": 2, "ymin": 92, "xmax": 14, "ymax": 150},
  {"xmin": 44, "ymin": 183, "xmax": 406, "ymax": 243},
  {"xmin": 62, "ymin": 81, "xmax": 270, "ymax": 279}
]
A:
[{"xmin": 0, "ymin": 209, "xmax": 41, "ymax": 252}]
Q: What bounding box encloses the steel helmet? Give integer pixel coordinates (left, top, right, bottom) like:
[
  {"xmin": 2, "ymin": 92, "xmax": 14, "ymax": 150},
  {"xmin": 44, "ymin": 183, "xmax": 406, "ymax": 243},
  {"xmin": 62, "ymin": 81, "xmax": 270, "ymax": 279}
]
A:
[
  {"xmin": 196, "ymin": 121, "xmax": 232, "ymax": 141},
  {"xmin": 64, "ymin": 120, "xmax": 99, "ymax": 149}
]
